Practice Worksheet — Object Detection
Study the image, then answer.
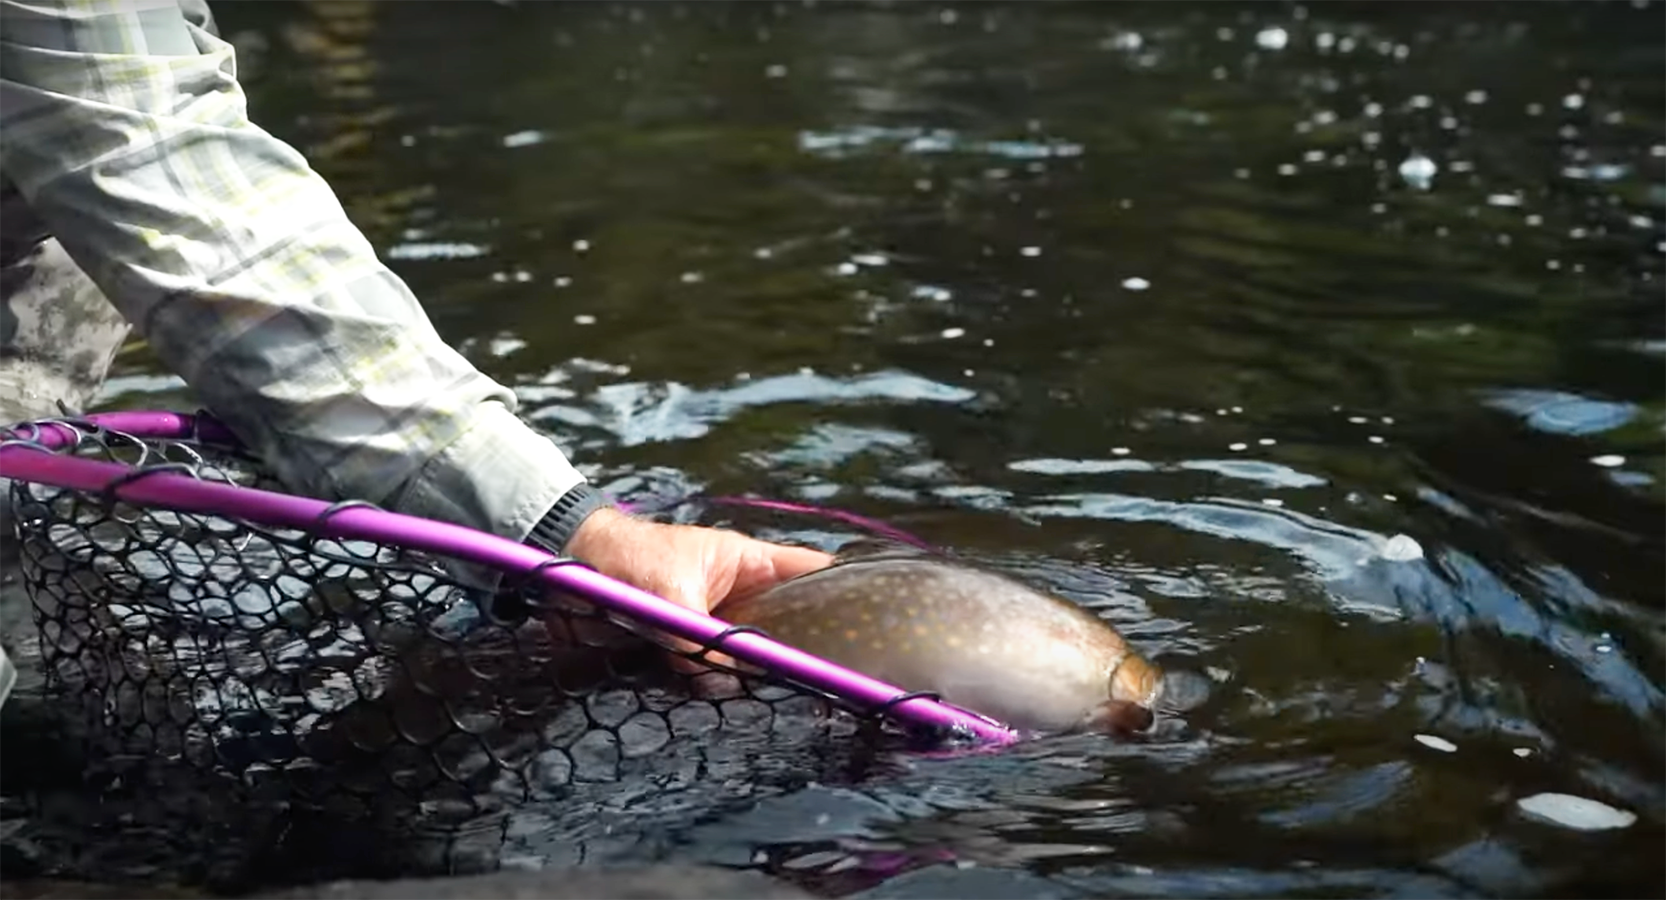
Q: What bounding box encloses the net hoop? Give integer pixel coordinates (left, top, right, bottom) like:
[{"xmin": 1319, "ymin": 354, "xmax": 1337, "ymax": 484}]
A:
[{"xmin": 0, "ymin": 409, "xmax": 1017, "ymax": 746}]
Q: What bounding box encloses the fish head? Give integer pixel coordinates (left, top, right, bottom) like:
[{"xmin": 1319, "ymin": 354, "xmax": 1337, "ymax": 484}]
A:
[{"xmin": 1088, "ymin": 660, "xmax": 1214, "ymax": 736}]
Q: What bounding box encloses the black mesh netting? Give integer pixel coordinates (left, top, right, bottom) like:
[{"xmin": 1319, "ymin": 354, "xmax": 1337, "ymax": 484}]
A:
[{"xmin": 0, "ymin": 418, "xmax": 949, "ymax": 888}]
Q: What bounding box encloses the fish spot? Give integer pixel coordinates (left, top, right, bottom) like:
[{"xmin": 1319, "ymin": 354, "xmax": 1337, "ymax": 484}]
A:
[
  {"xmin": 844, "ymin": 629, "xmax": 859, "ymax": 641},
  {"xmin": 913, "ymin": 625, "xmax": 928, "ymax": 637}
]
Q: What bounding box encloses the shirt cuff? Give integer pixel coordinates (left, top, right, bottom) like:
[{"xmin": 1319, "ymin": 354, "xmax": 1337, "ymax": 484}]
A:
[{"xmin": 388, "ymin": 399, "xmax": 587, "ymax": 591}]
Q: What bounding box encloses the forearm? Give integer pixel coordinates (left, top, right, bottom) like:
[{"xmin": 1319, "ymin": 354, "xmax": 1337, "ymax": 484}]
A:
[{"xmin": 0, "ymin": 0, "xmax": 596, "ymax": 571}]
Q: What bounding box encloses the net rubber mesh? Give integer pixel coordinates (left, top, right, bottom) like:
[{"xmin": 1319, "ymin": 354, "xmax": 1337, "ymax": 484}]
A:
[{"xmin": 2, "ymin": 419, "xmax": 947, "ymax": 885}]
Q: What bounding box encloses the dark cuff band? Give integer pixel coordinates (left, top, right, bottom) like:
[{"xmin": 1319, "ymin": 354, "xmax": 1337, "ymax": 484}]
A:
[{"xmin": 524, "ymin": 482, "xmax": 613, "ymax": 557}]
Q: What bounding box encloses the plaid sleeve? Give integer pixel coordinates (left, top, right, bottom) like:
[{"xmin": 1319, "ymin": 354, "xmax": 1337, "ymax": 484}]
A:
[{"xmin": 0, "ymin": 0, "xmax": 587, "ymax": 578}]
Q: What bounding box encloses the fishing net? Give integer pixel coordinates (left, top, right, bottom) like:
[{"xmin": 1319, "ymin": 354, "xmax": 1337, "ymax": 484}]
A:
[{"xmin": 0, "ymin": 412, "xmax": 1004, "ymax": 883}]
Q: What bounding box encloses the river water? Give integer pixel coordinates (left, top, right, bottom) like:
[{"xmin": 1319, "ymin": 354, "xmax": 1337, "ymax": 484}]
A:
[{"xmin": 37, "ymin": 1, "xmax": 1666, "ymax": 897}]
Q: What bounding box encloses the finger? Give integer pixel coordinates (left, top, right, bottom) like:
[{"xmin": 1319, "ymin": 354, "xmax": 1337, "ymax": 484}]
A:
[
  {"xmin": 764, "ymin": 543, "xmax": 835, "ymax": 581},
  {"xmin": 653, "ymin": 581, "xmax": 742, "ymax": 675}
]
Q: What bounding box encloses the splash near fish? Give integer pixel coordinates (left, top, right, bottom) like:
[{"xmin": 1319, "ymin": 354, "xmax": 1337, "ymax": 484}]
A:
[{"xmin": 714, "ymin": 539, "xmax": 1206, "ymax": 735}]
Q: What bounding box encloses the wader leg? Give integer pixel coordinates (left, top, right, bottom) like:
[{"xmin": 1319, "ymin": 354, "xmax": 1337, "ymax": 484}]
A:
[{"xmin": 0, "ymin": 0, "xmax": 222, "ymax": 706}]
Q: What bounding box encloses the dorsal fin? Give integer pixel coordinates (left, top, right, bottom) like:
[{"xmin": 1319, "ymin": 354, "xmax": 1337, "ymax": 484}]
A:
[{"xmin": 832, "ymin": 537, "xmax": 937, "ymax": 564}]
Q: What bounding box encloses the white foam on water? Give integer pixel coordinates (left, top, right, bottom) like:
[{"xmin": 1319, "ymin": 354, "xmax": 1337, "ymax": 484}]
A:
[{"xmin": 1380, "ymin": 534, "xmax": 1424, "ymax": 562}]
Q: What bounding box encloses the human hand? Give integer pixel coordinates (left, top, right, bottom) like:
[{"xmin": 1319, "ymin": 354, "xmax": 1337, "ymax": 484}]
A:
[{"xmin": 560, "ymin": 506, "xmax": 833, "ymax": 673}]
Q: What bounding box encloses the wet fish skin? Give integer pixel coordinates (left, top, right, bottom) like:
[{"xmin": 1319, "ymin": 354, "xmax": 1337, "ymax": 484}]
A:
[{"xmin": 714, "ymin": 541, "xmax": 1167, "ymax": 734}]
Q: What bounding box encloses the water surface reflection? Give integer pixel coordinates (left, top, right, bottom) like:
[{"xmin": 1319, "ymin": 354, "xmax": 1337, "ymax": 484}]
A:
[{"xmin": 73, "ymin": 1, "xmax": 1666, "ymax": 896}]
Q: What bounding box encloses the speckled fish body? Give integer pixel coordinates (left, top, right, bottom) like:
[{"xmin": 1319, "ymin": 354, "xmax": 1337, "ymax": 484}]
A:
[{"xmin": 715, "ymin": 542, "xmax": 1165, "ymax": 733}]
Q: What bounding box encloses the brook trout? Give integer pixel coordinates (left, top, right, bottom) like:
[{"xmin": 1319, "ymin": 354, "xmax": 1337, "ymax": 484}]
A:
[{"xmin": 714, "ymin": 540, "xmax": 1201, "ymax": 734}]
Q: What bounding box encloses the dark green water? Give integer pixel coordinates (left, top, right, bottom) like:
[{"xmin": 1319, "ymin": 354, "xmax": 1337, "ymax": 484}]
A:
[{"xmin": 71, "ymin": 0, "xmax": 1666, "ymax": 896}]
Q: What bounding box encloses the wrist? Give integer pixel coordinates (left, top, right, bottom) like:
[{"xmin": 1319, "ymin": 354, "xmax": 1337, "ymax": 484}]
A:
[{"xmin": 562, "ymin": 504, "xmax": 637, "ymax": 566}]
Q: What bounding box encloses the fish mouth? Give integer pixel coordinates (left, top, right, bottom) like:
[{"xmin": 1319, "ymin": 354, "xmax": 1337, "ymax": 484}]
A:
[{"xmin": 1150, "ymin": 668, "xmax": 1213, "ymax": 715}]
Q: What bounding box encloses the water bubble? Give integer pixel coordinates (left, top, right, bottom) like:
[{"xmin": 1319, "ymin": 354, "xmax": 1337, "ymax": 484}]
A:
[
  {"xmin": 1562, "ymin": 93, "xmax": 1584, "ymax": 110},
  {"xmin": 1111, "ymin": 447, "xmax": 1131, "ymax": 456},
  {"xmin": 1316, "ymin": 32, "xmax": 1335, "ymax": 50},
  {"xmin": 1383, "ymin": 493, "xmax": 1398, "ymax": 502},
  {"xmin": 1234, "ymin": 167, "xmax": 1251, "ymax": 179},
  {"xmin": 1513, "ymin": 748, "xmax": 1533, "ymax": 758},
  {"xmin": 574, "ymin": 314, "xmax": 596, "ymax": 325},
  {"xmin": 1231, "ymin": 406, "xmax": 1243, "ymax": 414},
  {"xmin": 1364, "ymin": 101, "xmax": 1383, "ymax": 117},
  {"xmin": 941, "ymin": 327, "xmax": 966, "ymax": 339},
  {"xmin": 1216, "ymin": 26, "xmax": 1235, "ymax": 40},
  {"xmin": 915, "ymin": 178, "xmax": 934, "ymax": 191},
  {"xmin": 939, "ymin": 8, "xmax": 958, "ymax": 24},
  {"xmin": 574, "ymin": 239, "xmax": 591, "ymax": 252},
  {"xmin": 1277, "ymin": 163, "xmax": 1298, "ymax": 176},
  {"xmin": 765, "ymin": 63, "xmax": 788, "ymax": 78},
  {"xmin": 1487, "ymin": 193, "xmax": 1524, "ymax": 207},
  {"xmin": 1414, "ymin": 734, "xmax": 1457, "ymax": 753},
  {"xmin": 1526, "ymin": 102, "xmax": 1543, "ymax": 116},
  {"xmin": 1020, "ymin": 246, "xmax": 1042, "ymax": 257},
  {"xmin": 853, "ymin": 253, "xmax": 889, "ymax": 267},
  {"xmin": 1368, "ymin": 435, "xmax": 1385, "ymax": 444},
  {"xmin": 553, "ymin": 276, "xmax": 572, "ymax": 288},
  {"xmin": 983, "ymin": 338, "xmax": 995, "ymax": 347},
  {"xmin": 1547, "ymin": 260, "xmax": 1562, "ymax": 270},
  {"xmin": 680, "ymin": 271, "xmax": 703, "ymax": 284},
  {"xmin": 1122, "ymin": 277, "xmax": 1151, "ymax": 291},
  {"xmin": 835, "ymin": 262, "xmax": 859, "ymax": 276},
  {"xmin": 1398, "ymin": 152, "xmax": 1437, "ymax": 189},
  {"xmin": 1516, "ymin": 793, "xmax": 1636, "ymax": 831},
  {"xmin": 754, "ymin": 247, "xmax": 773, "ymax": 259},
  {"xmin": 1348, "ymin": 416, "xmax": 1369, "ymax": 424},
  {"xmin": 1262, "ymin": 498, "xmax": 1284, "ymax": 507},
  {"xmin": 1255, "ymin": 27, "xmax": 1289, "ymax": 50},
  {"xmin": 1258, "ymin": 438, "xmax": 1277, "ymax": 446},
  {"xmin": 1449, "ymin": 160, "xmax": 1474, "ymax": 172},
  {"xmin": 1465, "ymin": 89, "xmax": 1488, "ymax": 104},
  {"xmin": 1591, "ymin": 454, "xmax": 1625, "ymax": 467},
  {"xmin": 1229, "ymin": 442, "xmax": 1248, "ymax": 452}
]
